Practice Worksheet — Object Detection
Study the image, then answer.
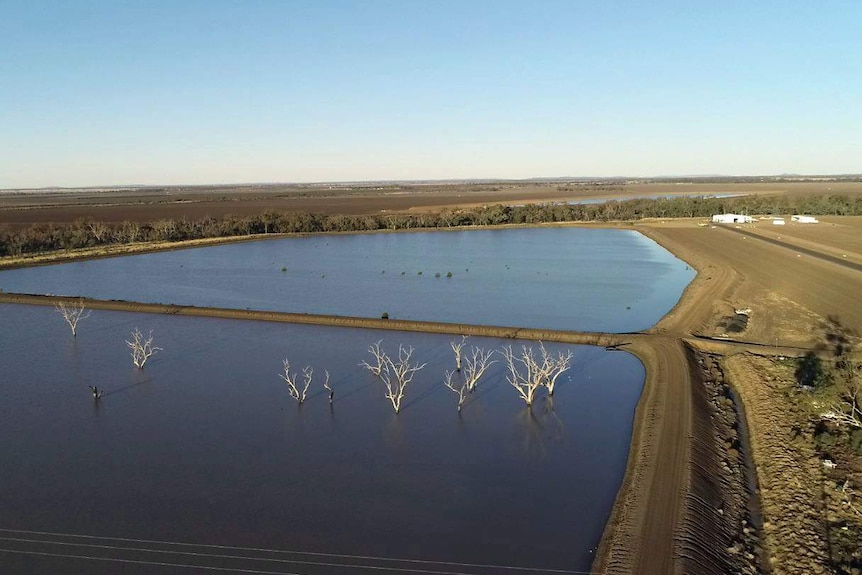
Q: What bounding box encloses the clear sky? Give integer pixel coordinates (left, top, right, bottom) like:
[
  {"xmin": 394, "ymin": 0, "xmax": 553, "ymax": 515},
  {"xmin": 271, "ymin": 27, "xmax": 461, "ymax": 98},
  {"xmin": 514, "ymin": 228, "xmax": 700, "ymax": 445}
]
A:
[{"xmin": 1, "ymin": 1, "xmax": 860, "ymax": 188}]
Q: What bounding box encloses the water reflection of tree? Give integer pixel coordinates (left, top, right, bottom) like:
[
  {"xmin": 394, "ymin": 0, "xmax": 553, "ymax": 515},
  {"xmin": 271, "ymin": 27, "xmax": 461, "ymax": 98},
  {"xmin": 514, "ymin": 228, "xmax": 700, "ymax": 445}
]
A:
[
  {"xmin": 64, "ymin": 336, "xmax": 83, "ymax": 382},
  {"xmin": 517, "ymin": 396, "xmax": 565, "ymax": 455},
  {"xmin": 383, "ymin": 412, "xmax": 409, "ymax": 452}
]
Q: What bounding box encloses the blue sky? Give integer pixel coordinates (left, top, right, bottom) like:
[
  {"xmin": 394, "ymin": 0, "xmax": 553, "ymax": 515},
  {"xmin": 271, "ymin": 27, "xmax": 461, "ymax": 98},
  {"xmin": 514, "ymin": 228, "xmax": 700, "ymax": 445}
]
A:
[{"xmin": 1, "ymin": 1, "xmax": 860, "ymax": 188}]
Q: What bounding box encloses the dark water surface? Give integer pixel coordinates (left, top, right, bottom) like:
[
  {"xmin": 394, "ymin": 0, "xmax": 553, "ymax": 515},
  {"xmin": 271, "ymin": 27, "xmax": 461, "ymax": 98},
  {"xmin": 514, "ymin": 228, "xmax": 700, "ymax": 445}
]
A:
[
  {"xmin": 0, "ymin": 304, "xmax": 644, "ymax": 573},
  {"xmin": 0, "ymin": 227, "xmax": 694, "ymax": 332}
]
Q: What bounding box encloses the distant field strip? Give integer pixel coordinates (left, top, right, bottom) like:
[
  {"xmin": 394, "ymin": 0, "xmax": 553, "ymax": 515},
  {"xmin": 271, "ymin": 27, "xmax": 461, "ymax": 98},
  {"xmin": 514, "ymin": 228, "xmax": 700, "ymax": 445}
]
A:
[
  {"xmin": 0, "ymin": 529, "xmax": 596, "ymax": 575},
  {"xmin": 718, "ymin": 225, "xmax": 862, "ymax": 273},
  {"xmin": 0, "ymin": 292, "xmax": 629, "ymax": 346}
]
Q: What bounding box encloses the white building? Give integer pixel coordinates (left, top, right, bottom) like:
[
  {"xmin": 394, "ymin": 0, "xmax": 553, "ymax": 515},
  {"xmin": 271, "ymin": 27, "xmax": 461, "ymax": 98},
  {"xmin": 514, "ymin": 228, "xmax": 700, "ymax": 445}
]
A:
[
  {"xmin": 712, "ymin": 214, "xmax": 755, "ymax": 224},
  {"xmin": 791, "ymin": 215, "xmax": 819, "ymax": 224}
]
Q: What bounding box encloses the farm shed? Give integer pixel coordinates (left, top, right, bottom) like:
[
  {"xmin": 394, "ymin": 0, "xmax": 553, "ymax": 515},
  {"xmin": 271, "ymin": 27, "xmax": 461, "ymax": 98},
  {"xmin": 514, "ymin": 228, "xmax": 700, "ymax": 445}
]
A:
[
  {"xmin": 712, "ymin": 214, "xmax": 755, "ymax": 224},
  {"xmin": 791, "ymin": 215, "xmax": 819, "ymax": 224}
]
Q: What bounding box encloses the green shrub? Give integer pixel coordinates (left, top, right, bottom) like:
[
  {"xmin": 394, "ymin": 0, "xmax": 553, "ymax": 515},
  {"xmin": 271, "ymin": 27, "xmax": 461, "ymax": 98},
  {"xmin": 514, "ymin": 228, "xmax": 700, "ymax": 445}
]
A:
[{"xmin": 795, "ymin": 352, "xmax": 831, "ymax": 388}]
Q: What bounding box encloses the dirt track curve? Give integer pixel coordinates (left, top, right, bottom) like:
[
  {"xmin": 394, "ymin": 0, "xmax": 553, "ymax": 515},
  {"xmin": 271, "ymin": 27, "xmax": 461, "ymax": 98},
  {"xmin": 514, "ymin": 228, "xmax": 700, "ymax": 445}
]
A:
[{"xmin": 594, "ymin": 336, "xmax": 692, "ymax": 574}]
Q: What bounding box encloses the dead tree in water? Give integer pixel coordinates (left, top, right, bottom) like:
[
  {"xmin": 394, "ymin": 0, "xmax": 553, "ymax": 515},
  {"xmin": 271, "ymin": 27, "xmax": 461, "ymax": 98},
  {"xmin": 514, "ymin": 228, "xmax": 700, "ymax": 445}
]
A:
[
  {"xmin": 501, "ymin": 344, "xmax": 544, "ymax": 407},
  {"xmin": 443, "ymin": 370, "xmax": 469, "ymax": 412},
  {"xmin": 379, "ymin": 345, "xmax": 426, "ymax": 414},
  {"xmin": 280, "ymin": 359, "xmax": 312, "ymax": 404},
  {"xmin": 322, "ymin": 370, "xmax": 334, "ymax": 403},
  {"xmin": 463, "ymin": 346, "xmax": 496, "ymax": 392},
  {"xmin": 55, "ymin": 299, "xmax": 91, "ymax": 337},
  {"xmin": 360, "ymin": 340, "xmax": 387, "ymax": 377},
  {"xmin": 538, "ymin": 343, "xmax": 574, "ymax": 396},
  {"xmin": 126, "ymin": 328, "xmax": 161, "ymax": 369},
  {"xmin": 450, "ymin": 336, "xmax": 467, "ymax": 372}
]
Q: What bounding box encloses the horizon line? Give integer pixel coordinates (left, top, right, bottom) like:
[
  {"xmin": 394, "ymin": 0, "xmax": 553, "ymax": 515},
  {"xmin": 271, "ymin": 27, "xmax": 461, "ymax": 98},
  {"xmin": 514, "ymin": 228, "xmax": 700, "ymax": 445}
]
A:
[{"xmin": 3, "ymin": 172, "xmax": 861, "ymax": 193}]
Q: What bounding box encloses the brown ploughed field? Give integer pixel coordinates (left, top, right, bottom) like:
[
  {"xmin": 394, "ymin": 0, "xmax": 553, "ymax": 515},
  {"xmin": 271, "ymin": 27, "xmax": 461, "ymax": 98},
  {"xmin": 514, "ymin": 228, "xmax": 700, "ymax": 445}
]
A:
[{"xmin": 3, "ymin": 180, "xmax": 862, "ymax": 227}]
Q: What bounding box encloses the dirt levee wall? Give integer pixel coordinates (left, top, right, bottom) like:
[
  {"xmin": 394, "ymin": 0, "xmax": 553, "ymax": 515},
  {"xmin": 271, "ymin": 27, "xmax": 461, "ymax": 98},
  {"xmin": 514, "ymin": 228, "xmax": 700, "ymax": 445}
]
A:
[{"xmin": 0, "ymin": 292, "xmax": 629, "ymax": 346}]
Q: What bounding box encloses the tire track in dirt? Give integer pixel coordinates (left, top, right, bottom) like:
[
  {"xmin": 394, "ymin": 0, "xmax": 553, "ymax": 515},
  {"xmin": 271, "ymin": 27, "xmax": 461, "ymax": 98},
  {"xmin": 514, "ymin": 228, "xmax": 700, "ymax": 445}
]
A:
[
  {"xmin": 638, "ymin": 226, "xmax": 740, "ymax": 337},
  {"xmin": 594, "ymin": 336, "xmax": 691, "ymax": 574},
  {"xmin": 719, "ymin": 224, "xmax": 862, "ymax": 273},
  {"xmin": 653, "ymin": 225, "xmax": 862, "ymax": 335},
  {"xmin": 596, "ymin": 226, "xmax": 772, "ymax": 575}
]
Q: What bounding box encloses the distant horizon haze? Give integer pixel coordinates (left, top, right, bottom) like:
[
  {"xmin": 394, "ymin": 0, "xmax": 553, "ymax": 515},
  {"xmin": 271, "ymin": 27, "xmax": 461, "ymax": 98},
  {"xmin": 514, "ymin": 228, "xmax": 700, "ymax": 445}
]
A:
[{"xmin": 2, "ymin": 172, "xmax": 862, "ymax": 193}]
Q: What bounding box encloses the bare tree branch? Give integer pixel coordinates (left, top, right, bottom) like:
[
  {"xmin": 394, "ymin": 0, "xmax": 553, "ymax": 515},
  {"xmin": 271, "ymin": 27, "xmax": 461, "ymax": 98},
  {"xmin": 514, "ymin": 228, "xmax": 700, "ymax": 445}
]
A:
[
  {"xmin": 538, "ymin": 343, "xmax": 574, "ymax": 396},
  {"xmin": 443, "ymin": 369, "xmax": 468, "ymax": 412},
  {"xmin": 279, "ymin": 359, "xmax": 312, "ymax": 404},
  {"xmin": 450, "ymin": 336, "xmax": 467, "ymax": 372},
  {"xmin": 55, "ymin": 299, "xmax": 91, "ymax": 337},
  {"xmin": 87, "ymin": 220, "xmax": 109, "ymax": 243},
  {"xmin": 820, "ymin": 358, "xmax": 861, "ymax": 428},
  {"xmin": 360, "ymin": 340, "xmax": 387, "ymax": 377},
  {"xmin": 126, "ymin": 328, "xmax": 161, "ymax": 369},
  {"xmin": 322, "ymin": 370, "xmax": 334, "ymax": 403},
  {"xmin": 463, "ymin": 345, "xmax": 496, "ymax": 392},
  {"xmin": 501, "ymin": 344, "xmax": 544, "ymax": 407},
  {"xmin": 379, "ymin": 344, "xmax": 426, "ymax": 414}
]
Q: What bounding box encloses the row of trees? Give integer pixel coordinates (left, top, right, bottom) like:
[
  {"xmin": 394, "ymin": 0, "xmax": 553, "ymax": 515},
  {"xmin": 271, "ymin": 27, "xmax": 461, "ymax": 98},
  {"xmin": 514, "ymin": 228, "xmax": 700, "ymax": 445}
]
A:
[
  {"xmin": 5, "ymin": 193, "xmax": 862, "ymax": 257},
  {"xmin": 284, "ymin": 337, "xmax": 574, "ymax": 414},
  {"xmin": 57, "ymin": 301, "xmax": 575, "ymax": 410}
]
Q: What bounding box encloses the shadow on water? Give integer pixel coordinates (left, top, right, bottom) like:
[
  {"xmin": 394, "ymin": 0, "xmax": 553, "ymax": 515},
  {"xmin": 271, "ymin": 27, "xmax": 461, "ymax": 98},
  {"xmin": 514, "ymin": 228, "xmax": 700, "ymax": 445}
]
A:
[
  {"xmin": 100, "ymin": 373, "xmax": 155, "ymax": 397},
  {"xmin": 463, "ymin": 378, "xmax": 504, "ymax": 405},
  {"xmin": 331, "ymin": 375, "xmax": 377, "ymax": 403},
  {"xmin": 400, "ymin": 379, "xmax": 444, "ymax": 411},
  {"xmin": 304, "ymin": 386, "xmax": 331, "ymax": 403}
]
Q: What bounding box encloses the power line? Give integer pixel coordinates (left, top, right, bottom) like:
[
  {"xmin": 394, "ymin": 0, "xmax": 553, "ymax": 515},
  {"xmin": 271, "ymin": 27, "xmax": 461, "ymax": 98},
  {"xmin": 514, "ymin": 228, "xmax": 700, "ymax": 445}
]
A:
[
  {"xmin": 0, "ymin": 528, "xmax": 597, "ymax": 574},
  {"xmin": 0, "ymin": 535, "xmax": 499, "ymax": 575},
  {"xmin": 0, "ymin": 548, "xmax": 307, "ymax": 575}
]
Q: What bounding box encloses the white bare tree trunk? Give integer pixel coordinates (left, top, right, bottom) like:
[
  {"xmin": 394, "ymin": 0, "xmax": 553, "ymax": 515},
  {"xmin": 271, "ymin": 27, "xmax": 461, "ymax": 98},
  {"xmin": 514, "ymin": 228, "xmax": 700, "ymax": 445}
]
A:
[
  {"xmin": 126, "ymin": 328, "xmax": 162, "ymax": 369},
  {"xmin": 379, "ymin": 344, "xmax": 426, "ymax": 414},
  {"xmin": 820, "ymin": 359, "xmax": 862, "ymax": 429},
  {"xmin": 539, "ymin": 343, "xmax": 574, "ymax": 396},
  {"xmin": 55, "ymin": 299, "xmax": 91, "ymax": 337},
  {"xmin": 360, "ymin": 340, "xmax": 387, "ymax": 377},
  {"xmin": 443, "ymin": 369, "xmax": 468, "ymax": 412},
  {"xmin": 501, "ymin": 344, "xmax": 544, "ymax": 406},
  {"xmin": 87, "ymin": 221, "xmax": 109, "ymax": 243},
  {"xmin": 463, "ymin": 345, "xmax": 496, "ymax": 392},
  {"xmin": 450, "ymin": 336, "xmax": 467, "ymax": 372},
  {"xmin": 322, "ymin": 370, "xmax": 334, "ymax": 403},
  {"xmin": 280, "ymin": 359, "xmax": 312, "ymax": 404}
]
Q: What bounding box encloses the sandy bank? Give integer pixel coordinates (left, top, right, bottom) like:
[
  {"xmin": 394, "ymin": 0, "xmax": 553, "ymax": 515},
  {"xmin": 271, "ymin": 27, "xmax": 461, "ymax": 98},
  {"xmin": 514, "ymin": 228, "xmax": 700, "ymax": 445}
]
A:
[{"xmin": 0, "ymin": 292, "xmax": 629, "ymax": 347}]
